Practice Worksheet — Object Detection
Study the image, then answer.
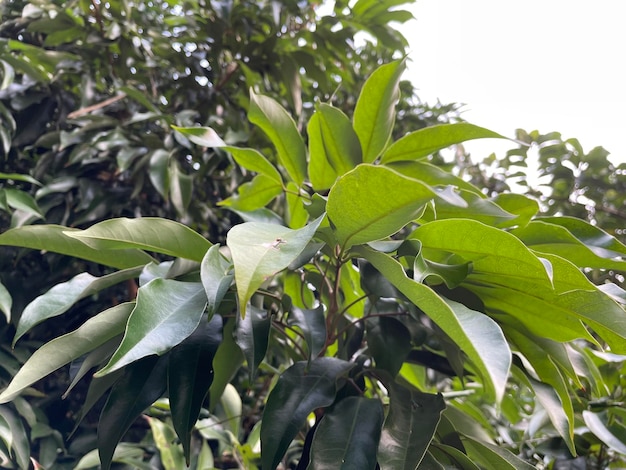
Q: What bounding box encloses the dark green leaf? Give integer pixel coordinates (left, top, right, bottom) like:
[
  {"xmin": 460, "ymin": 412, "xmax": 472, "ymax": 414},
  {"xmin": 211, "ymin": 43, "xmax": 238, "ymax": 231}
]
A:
[
  {"xmin": 208, "ymin": 318, "xmax": 244, "ymax": 411},
  {"xmin": 235, "ymin": 304, "xmax": 271, "ymax": 379},
  {"xmin": 366, "ymin": 315, "xmax": 411, "ymax": 377},
  {"xmin": 287, "ymin": 305, "xmax": 326, "ymax": 360}
]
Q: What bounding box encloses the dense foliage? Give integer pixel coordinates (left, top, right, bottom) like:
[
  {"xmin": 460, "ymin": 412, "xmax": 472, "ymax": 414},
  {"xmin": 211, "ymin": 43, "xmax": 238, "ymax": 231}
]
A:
[{"xmin": 1, "ymin": 1, "xmax": 626, "ymax": 469}]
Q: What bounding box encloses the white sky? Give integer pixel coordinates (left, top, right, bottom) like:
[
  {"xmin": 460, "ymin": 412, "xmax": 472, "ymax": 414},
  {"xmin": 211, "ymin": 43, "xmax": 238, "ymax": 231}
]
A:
[{"xmin": 399, "ymin": 0, "xmax": 626, "ymax": 163}]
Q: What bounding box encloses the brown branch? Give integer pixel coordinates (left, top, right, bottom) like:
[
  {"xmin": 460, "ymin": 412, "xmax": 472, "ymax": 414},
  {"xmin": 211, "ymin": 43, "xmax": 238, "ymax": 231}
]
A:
[{"xmin": 67, "ymin": 94, "xmax": 127, "ymax": 119}]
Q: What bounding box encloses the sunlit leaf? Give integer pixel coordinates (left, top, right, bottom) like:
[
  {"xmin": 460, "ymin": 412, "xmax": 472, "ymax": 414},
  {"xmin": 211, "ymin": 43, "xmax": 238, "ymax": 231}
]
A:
[
  {"xmin": 583, "ymin": 411, "xmax": 626, "ymax": 455},
  {"xmin": 200, "ymin": 245, "xmax": 234, "ymax": 316}
]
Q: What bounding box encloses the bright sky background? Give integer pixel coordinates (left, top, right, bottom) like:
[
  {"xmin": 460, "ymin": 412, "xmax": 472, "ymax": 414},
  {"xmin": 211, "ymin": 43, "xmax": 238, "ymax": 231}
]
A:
[{"xmin": 399, "ymin": 0, "xmax": 626, "ymax": 164}]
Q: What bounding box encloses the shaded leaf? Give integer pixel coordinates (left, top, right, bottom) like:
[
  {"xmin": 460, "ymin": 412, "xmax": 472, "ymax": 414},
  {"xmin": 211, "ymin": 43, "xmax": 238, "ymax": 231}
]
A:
[
  {"xmin": 366, "ymin": 315, "xmax": 411, "ymax": 377},
  {"xmin": 208, "ymin": 318, "xmax": 244, "ymax": 411},
  {"xmin": 0, "ymin": 280, "xmax": 11, "ymax": 322},
  {"xmin": 261, "ymin": 358, "xmax": 354, "ymax": 470},
  {"xmin": 235, "ymin": 304, "xmax": 271, "ymax": 379},
  {"xmin": 96, "ymin": 280, "xmax": 207, "ymax": 376},
  {"xmin": 147, "ymin": 416, "xmax": 186, "ymax": 470},
  {"xmin": 530, "ymin": 378, "xmax": 576, "ymax": 455},
  {"xmin": 462, "ymin": 435, "xmax": 537, "ymax": 469},
  {"xmin": 307, "ymin": 397, "xmax": 383, "ymax": 470},
  {"xmin": 3, "ymin": 188, "xmax": 44, "ymax": 219},
  {"xmin": 583, "ymin": 410, "xmax": 626, "ymax": 455},
  {"xmin": 287, "ymin": 305, "xmax": 326, "ymax": 360},
  {"xmin": 225, "ymin": 146, "xmax": 283, "ymax": 184},
  {"xmin": 200, "ymin": 245, "xmax": 234, "ymax": 316}
]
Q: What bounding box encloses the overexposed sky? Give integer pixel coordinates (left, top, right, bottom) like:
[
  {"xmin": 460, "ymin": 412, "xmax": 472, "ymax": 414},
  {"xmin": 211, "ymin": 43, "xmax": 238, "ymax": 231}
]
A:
[{"xmin": 400, "ymin": 0, "xmax": 626, "ymax": 163}]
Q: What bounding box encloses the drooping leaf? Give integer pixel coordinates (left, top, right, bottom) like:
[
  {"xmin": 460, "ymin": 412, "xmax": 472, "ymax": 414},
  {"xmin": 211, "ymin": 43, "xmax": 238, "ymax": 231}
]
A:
[
  {"xmin": 366, "ymin": 315, "xmax": 411, "ymax": 377},
  {"xmin": 98, "ymin": 355, "xmax": 168, "ymax": 470},
  {"xmin": 377, "ymin": 380, "xmax": 445, "ymax": 470},
  {"xmin": 168, "ymin": 314, "xmax": 223, "ymax": 464},
  {"xmin": 307, "ymin": 397, "xmax": 383, "ymax": 470},
  {"xmin": 327, "ymin": 164, "xmax": 436, "ymax": 249},
  {"xmin": 64, "ymin": 217, "xmax": 212, "ymax": 262},
  {"xmin": 0, "ymin": 281, "xmax": 11, "ymax": 322},
  {"xmin": 583, "ymin": 411, "xmax": 626, "ymax": 455},
  {"xmin": 3, "ymin": 188, "xmax": 44, "ymax": 219},
  {"xmin": 96, "ymin": 280, "xmax": 207, "ymax": 376},
  {"xmin": 14, "ymin": 267, "xmax": 142, "ymax": 344},
  {"xmin": 234, "ymin": 304, "xmax": 271, "ymax": 379},
  {"xmin": 353, "ymin": 59, "xmax": 405, "ymax": 162},
  {"xmin": 226, "ymin": 216, "xmax": 323, "ymax": 317},
  {"xmin": 0, "ymin": 405, "xmax": 30, "ymax": 470},
  {"xmin": 200, "ymin": 245, "xmax": 234, "ymax": 316},
  {"xmin": 380, "ymin": 123, "xmax": 507, "ymax": 164},
  {"xmin": 357, "ymin": 246, "xmax": 511, "ymax": 404},
  {"xmin": 146, "ymin": 417, "xmax": 186, "ymax": 470},
  {"xmin": 261, "ymin": 358, "xmax": 355, "ymax": 470},
  {"xmin": 208, "ymin": 318, "xmax": 244, "ymax": 411},
  {"xmin": 0, "ymin": 225, "xmax": 154, "ymax": 269},
  {"xmin": 248, "ymin": 89, "xmax": 307, "ymax": 185},
  {"xmin": 287, "ymin": 305, "xmax": 326, "ymax": 360},
  {"xmin": 462, "ymin": 436, "xmax": 536, "ymax": 470},
  {"xmin": 0, "ymin": 303, "xmax": 133, "ymax": 404}
]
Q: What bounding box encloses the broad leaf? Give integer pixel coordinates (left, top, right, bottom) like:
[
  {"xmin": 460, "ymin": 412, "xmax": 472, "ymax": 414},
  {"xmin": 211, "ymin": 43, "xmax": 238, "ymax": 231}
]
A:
[
  {"xmin": 357, "ymin": 247, "xmax": 511, "ymax": 404},
  {"xmin": 98, "ymin": 356, "xmax": 168, "ymax": 470},
  {"xmin": 0, "ymin": 405, "xmax": 30, "ymax": 470},
  {"xmin": 226, "ymin": 216, "xmax": 323, "ymax": 317},
  {"xmin": 287, "ymin": 305, "xmax": 326, "ymax": 360},
  {"xmin": 327, "ymin": 164, "xmax": 436, "ymax": 249},
  {"xmin": 219, "ymin": 174, "xmax": 282, "ymax": 211},
  {"xmin": 377, "ymin": 380, "xmax": 445, "ymax": 470},
  {"xmin": 96, "ymin": 280, "xmax": 207, "ymax": 376},
  {"xmin": 64, "ymin": 217, "xmax": 212, "ymax": 262},
  {"xmin": 261, "ymin": 358, "xmax": 354, "ymax": 470},
  {"xmin": 3, "ymin": 188, "xmax": 44, "ymax": 219},
  {"xmin": 225, "ymin": 146, "xmax": 283, "ymax": 184},
  {"xmin": 0, "ymin": 225, "xmax": 154, "ymax": 269},
  {"xmin": 14, "ymin": 267, "xmax": 142, "ymax": 344},
  {"xmin": 307, "ymin": 397, "xmax": 383, "ymax": 470},
  {"xmin": 387, "ymin": 160, "xmax": 485, "ymax": 196},
  {"xmin": 366, "ymin": 315, "xmax": 412, "ymax": 377},
  {"xmin": 200, "ymin": 245, "xmax": 234, "ymax": 316},
  {"xmin": 0, "ymin": 303, "xmax": 133, "ymax": 404},
  {"xmin": 168, "ymin": 314, "xmax": 223, "ymax": 465},
  {"xmin": 353, "ymin": 59, "xmax": 405, "ymax": 162},
  {"xmin": 462, "ymin": 437, "xmax": 536, "ymax": 470},
  {"xmin": 380, "ymin": 123, "xmax": 507, "ymax": 164},
  {"xmin": 248, "ymin": 89, "xmax": 307, "ymax": 185},
  {"xmin": 235, "ymin": 304, "xmax": 271, "ymax": 379}
]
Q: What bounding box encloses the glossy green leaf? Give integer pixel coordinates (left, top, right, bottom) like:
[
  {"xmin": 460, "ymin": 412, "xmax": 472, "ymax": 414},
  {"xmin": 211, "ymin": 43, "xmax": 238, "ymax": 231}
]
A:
[
  {"xmin": 490, "ymin": 193, "xmax": 539, "ymax": 228},
  {"xmin": 307, "ymin": 111, "xmax": 340, "ymax": 190},
  {"xmin": 307, "ymin": 397, "xmax": 383, "ymax": 470},
  {"xmin": 0, "ymin": 405, "xmax": 30, "ymax": 470},
  {"xmin": 0, "ymin": 172, "xmax": 40, "ymax": 186},
  {"xmin": 200, "ymin": 245, "xmax": 234, "ymax": 316},
  {"xmin": 357, "ymin": 247, "xmax": 511, "ymax": 404},
  {"xmin": 225, "ymin": 146, "xmax": 283, "ymax": 184},
  {"xmin": 366, "ymin": 315, "xmax": 411, "ymax": 377},
  {"xmin": 226, "ymin": 216, "xmax": 323, "ymax": 317},
  {"xmin": 147, "ymin": 416, "xmax": 186, "ymax": 470},
  {"xmin": 353, "ymin": 59, "xmax": 405, "ymax": 162},
  {"xmin": 96, "ymin": 280, "xmax": 207, "ymax": 376},
  {"xmin": 285, "ymin": 180, "xmax": 309, "ymax": 228},
  {"xmin": 327, "ymin": 164, "xmax": 436, "ymax": 249},
  {"xmin": 14, "ymin": 267, "xmax": 141, "ymax": 344},
  {"xmin": 235, "ymin": 304, "xmax": 271, "ymax": 379},
  {"xmin": 0, "ymin": 303, "xmax": 133, "ymax": 404},
  {"xmin": 248, "ymin": 89, "xmax": 307, "ymax": 185},
  {"xmin": 168, "ymin": 314, "xmax": 223, "ymax": 464},
  {"xmin": 287, "ymin": 305, "xmax": 326, "ymax": 360},
  {"xmin": 429, "ymin": 443, "xmax": 481, "ymax": 469},
  {"xmin": 171, "ymin": 125, "xmax": 226, "ymax": 147},
  {"xmin": 583, "ymin": 411, "xmax": 626, "ymax": 455},
  {"xmin": 98, "ymin": 356, "xmax": 168, "ymax": 470},
  {"xmin": 2, "ymin": 188, "xmax": 44, "ymax": 219},
  {"xmin": 64, "ymin": 217, "xmax": 212, "ymax": 262},
  {"xmin": 218, "ymin": 174, "xmax": 282, "ymax": 211},
  {"xmin": 381, "ymin": 123, "xmax": 507, "ymax": 164},
  {"xmin": 387, "ymin": 160, "xmax": 485, "ymax": 196},
  {"xmin": 462, "ymin": 437, "xmax": 535, "ymax": 470},
  {"xmin": 0, "ymin": 280, "xmax": 11, "ymax": 322},
  {"xmin": 377, "ymin": 380, "xmax": 445, "ymax": 470},
  {"xmin": 148, "ymin": 149, "xmax": 170, "ymax": 199},
  {"xmin": 261, "ymin": 358, "xmax": 354, "ymax": 470},
  {"xmin": 169, "ymin": 160, "xmax": 192, "ymax": 215},
  {"xmin": 208, "ymin": 318, "xmax": 244, "ymax": 411},
  {"xmin": 424, "ymin": 189, "xmax": 518, "ymax": 227}
]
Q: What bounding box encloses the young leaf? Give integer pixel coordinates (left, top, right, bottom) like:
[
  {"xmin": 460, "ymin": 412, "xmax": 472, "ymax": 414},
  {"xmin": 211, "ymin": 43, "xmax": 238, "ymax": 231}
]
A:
[
  {"xmin": 327, "ymin": 164, "xmax": 436, "ymax": 249},
  {"xmin": 380, "ymin": 123, "xmax": 508, "ymax": 164},
  {"xmin": 226, "ymin": 216, "xmax": 324, "ymax": 317},
  {"xmin": 353, "ymin": 59, "xmax": 406, "ymax": 162},
  {"xmin": 200, "ymin": 245, "xmax": 234, "ymax": 316},
  {"xmin": 235, "ymin": 304, "xmax": 271, "ymax": 379},
  {"xmin": 248, "ymin": 89, "xmax": 307, "ymax": 185},
  {"xmin": 377, "ymin": 380, "xmax": 445, "ymax": 470},
  {"xmin": 14, "ymin": 266, "xmax": 142, "ymax": 344},
  {"xmin": 0, "ymin": 303, "xmax": 133, "ymax": 404},
  {"xmin": 64, "ymin": 217, "xmax": 212, "ymax": 262},
  {"xmin": 308, "ymin": 397, "xmax": 384, "ymax": 470},
  {"xmin": 0, "ymin": 225, "xmax": 154, "ymax": 269},
  {"xmin": 261, "ymin": 358, "xmax": 355, "ymax": 470},
  {"xmin": 96, "ymin": 280, "xmax": 207, "ymax": 376},
  {"xmin": 168, "ymin": 314, "xmax": 223, "ymax": 465}
]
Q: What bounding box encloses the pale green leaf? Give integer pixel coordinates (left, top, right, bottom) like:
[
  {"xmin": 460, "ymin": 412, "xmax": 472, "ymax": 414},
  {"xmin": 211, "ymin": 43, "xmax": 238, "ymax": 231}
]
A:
[
  {"xmin": 530, "ymin": 378, "xmax": 576, "ymax": 455},
  {"xmin": 96, "ymin": 280, "xmax": 207, "ymax": 376},
  {"xmin": 200, "ymin": 245, "xmax": 234, "ymax": 316},
  {"xmin": 218, "ymin": 174, "xmax": 282, "ymax": 211},
  {"xmin": 583, "ymin": 411, "xmax": 626, "ymax": 455},
  {"xmin": 0, "ymin": 281, "xmax": 11, "ymax": 322},
  {"xmin": 226, "ymin": 216, "xmax": 323, "ymax": 317},
  {"xmin": 462, "ymin": 437, "xmax": 536, "ymax": 470},
  {"xmin": 3, "ymin": 188, "xmax": 44, "ymax": 219},
  {"xmin": 172, "ymin": 125, "xmax": 226, "ymax": 147}
]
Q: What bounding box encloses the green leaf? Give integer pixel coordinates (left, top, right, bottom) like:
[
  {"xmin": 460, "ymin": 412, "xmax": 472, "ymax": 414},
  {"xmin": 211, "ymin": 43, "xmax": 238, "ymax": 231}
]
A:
[
  {"xmin": 327, "ymin": 164, "xmax": 436, "ymax": 249},
  {"xmin": 307, "ymin": 397, "xmax": 383, "ymax": 470},
  {"xmin": 218, "ymin": 174, "xmax": 283, "ymax": 211},
  {"xmin": 200, "ymin": 245, "xmax": 234, "ymax": 316},
  {"xmin": 226, "ymin": 216, "xmax": 323, "ymax": 317},
  {"xmin": 169, "ymin": 160, "xmax": 193, "ymax": 215},
  {"xmin": 380, "ymin": 123, "xmax": 508, "ymax": 164},
  {"xmin": 261, "ymin": 358, "xmax": 355, "ymax": 470},
  {"xmin": 14, "ymin": 267, "xmax": 142, "ymax": 344},
  {"xmin": 353, "ymin": 59, "xmax": 406, "ymax": 162},
  {"xmin": 377, "ymin": 380, "xmax": 445, "ymax": 470},
  {"xmin": 0, "ymin": 173, "xmax": 41, "ymax": 185},
  {"xmin": 387, "ymin": 160, "xmax": 485, "ymax": 196},
  {"xmin": 171, "ymin": 125, "xmax": 226, "ymax": 147},
  {"xmin": 225, "ymin": 146, "xmax": 283, "ymax": 184},
  {"xmin": 208, "ymin": 318, "xmax": 244, "ymax": 412},
  {"xmin": 98, "ymin": 356, "xmax": 168, "ymax": 470},
  {"xmin": 235, "ymin": 304, "xmax": 271, "ymax": 379},
  {"xmin": 168, "ymin": 314, "xmax": 223, "ymax": 464},
  {"xmin": 248, "ymin": 89, "xmax": 307, "ymax": 185},
  {"xmin": 64, "ymin": 217, "xmax": 212, "ymax": 262},
  {"xmin": 287, "ymin": 305, "xmax": 326, "ymax": 360},
  {"xmin": 307, "ymin": 103, "xmax": 362, "ymax": 191},
  {"xmin": 462, "ymin": 436, "xmax": 536, "ymax": 470},
  {"xmin": 0, "ymin": 280, "xmax": 11, "ymax": 322},
  {"xmin": 74, "ymin": 443, "xmax": 147, "ymax": 470},
  {"xmin": 0, "ymin": 405, "xmax": 30, "ymax": 470},
  {"xmin": 96, "ymin": 280, "xmax": 207, "ymax": 376},
  {"xmin": 148, "ymin": 149, "xmax": 170, "ymax": 199},
  {"xmin": 146, "ymin": 417, "xmax": 186, "ymax": 470},
  {"xmin": 3, "ymin": 188, "xmax": 44, "ymax": 219},
  {"xmin": 583, "ymin": 411, "xmax": 626, "ymax": 455},
  {"xmin": 0, "ymin": 303, "xmax": 133, "ymax": 404},
  {"xmin": 366, "ymin": 315, "xmax": 412, "ymax": 377},
  {"xmin": 357, "ymin": 247, "xmax": 511, "ymax": 404}
]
